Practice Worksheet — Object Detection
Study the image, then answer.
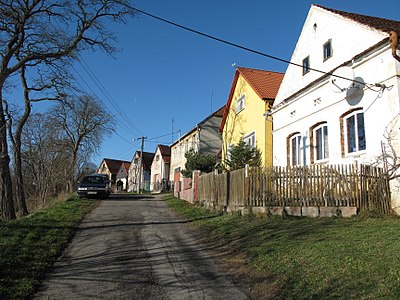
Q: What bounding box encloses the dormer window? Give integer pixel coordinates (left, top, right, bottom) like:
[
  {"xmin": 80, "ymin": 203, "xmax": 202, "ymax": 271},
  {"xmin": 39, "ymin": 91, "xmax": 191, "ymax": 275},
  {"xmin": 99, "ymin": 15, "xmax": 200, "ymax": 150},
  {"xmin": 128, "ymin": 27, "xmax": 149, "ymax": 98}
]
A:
[
  {"xmin": 235, "ymin": 94, "xmax": 245, "ymax": 113},
  {"xmin": 323, "ymin": 40, "xmax": 332, "ymax": 61},
  {"xmin": 302, "ymin": 56, "xmax": 310, "ymax": 75}
]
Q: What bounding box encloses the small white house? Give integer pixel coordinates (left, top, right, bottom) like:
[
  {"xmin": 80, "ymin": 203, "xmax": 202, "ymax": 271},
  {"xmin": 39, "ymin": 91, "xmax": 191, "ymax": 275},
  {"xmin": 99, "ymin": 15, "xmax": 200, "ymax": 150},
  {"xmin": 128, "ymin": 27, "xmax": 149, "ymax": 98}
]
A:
[
  {"xmin": 116, "ymin": 161, "xmax": 130, "ymax": 191},
  {"xmin": 150, "ymin": 144, "xmax": 171, "ymax": 192},
  {"xmin": 270, "ymin": 5, "xmax": 400, "ymax": 212}
]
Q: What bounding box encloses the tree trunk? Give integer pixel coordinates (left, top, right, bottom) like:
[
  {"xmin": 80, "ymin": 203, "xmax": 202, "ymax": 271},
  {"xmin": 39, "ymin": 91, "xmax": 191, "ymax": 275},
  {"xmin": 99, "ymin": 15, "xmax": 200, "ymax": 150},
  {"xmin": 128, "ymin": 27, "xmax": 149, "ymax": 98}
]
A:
[
  {"xmin": 13, "ymin": 143, "xmax": 28, "ymax": 216},
  {"xmin": 0, "ymin": 89, "xmax": 15, "ymax": 219}
]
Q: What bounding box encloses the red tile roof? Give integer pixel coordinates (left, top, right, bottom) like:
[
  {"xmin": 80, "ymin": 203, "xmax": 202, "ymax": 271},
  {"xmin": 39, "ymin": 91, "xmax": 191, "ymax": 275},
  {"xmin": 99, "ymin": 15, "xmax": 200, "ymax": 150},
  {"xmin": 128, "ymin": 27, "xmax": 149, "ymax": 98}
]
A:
[
  {"xmin": 237, "ymin": 67, "xmax": 284, "ymax": 100},
  {"xmin": 122, "ymin": 162, "xmax": 130, "ymax": 173},
  {"xmin": 219, "ymin": 67, "xmax": 284, "ymax": 132},
  {"xmin": 314, "ymin": 5, "xmax": 400, "ymax": 34},
  {"xmin": 212, "ymin": 105, "xmax": 226, "ymax": 117},
  {"xmin": 101, "ymin": 158, "xmax": 131, "ymax": 174},
  {"xmin": 158, "ymin": 145, "xmax": 171, "ymax": 164}
]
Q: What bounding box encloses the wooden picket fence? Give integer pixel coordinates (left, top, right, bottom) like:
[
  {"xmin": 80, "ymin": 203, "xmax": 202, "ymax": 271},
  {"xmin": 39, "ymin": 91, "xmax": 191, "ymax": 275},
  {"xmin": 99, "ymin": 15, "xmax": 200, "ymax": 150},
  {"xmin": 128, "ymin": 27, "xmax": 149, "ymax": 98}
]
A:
[{"xmin": 197, "ymin": 164, "xmax": 392, "ymax": 215}]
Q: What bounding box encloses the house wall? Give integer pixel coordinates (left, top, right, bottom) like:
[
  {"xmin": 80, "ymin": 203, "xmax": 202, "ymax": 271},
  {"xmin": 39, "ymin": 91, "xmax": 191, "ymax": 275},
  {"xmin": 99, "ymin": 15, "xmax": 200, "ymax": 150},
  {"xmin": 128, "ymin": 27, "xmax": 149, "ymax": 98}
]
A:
[
  {"xmin": 274, "ymin": 48, "xmax": 400, "ymax": 166},
  {"xmin": 169, "ymin": 130, "xmax": 198, "ymax": 182},
  {"xmin": 116, "ymin": 165, "xmax": 128, "ymax": 190},
  {"xmin": 275, "ymin": 6, "xmax": 387, "ymax": 104},
  {"xmin": 198, "ymin": 116, "xmax": 222, "ymax": 156},
  {"xmin": 169, "ymin": 114, "xmax": 222, "ymax": 185},
  {"xmin": 222, "ymin": 74, "xmax": 271, "ymax": 166},
  {"xmin": 272, "ymin": 6, "xmax": 400, "ymax": 212},
  {"xmin": 150, "ymin": 147, "xmax": 170, "ymax": 192}
]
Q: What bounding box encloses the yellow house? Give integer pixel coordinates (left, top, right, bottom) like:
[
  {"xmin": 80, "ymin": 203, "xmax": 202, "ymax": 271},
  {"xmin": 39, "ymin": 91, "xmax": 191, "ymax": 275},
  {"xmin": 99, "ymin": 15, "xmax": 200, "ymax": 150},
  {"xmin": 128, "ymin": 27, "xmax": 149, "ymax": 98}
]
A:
[{"xmin": 219, "ymin": 67, "xmax": 284, "ymax": 168}]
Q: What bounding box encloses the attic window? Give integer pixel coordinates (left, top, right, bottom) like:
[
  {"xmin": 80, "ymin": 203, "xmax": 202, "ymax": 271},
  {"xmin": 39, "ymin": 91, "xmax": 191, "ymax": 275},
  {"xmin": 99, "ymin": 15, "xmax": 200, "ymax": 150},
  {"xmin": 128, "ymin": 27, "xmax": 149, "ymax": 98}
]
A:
[
  {"xmin": 235, "ymin": 94, "xmax": 245, "ymax": 113},
  {"xmin": 323, "ymin": 40, "xmax": 332, "ymax": 61},
  {"xmin": 302, "ymin": 56, "xmax": 310, "ymax": 75}
]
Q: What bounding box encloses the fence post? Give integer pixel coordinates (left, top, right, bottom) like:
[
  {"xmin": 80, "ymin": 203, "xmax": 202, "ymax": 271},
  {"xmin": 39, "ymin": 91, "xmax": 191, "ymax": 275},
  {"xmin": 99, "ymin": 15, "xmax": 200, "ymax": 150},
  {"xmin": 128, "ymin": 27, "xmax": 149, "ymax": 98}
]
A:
[
  {"xmin": 192, "ymin": 170, "xmax": 201, "ymax": 204},
  {"xmin": 225, "ymin": 171, "xmax": 230, "ymax": 212}
]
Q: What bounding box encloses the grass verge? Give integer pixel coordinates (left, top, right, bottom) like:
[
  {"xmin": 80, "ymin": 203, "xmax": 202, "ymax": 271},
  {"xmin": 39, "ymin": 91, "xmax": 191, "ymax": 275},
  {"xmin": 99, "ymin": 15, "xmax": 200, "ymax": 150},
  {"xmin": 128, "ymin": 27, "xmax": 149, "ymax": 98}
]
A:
[
  {"xmin": 164, "ymin": 194, "xmax": 400, "ymax": 300},
  {"xmin": 0, "ymin": 195, "xmax": 97, "ymax": 299}
]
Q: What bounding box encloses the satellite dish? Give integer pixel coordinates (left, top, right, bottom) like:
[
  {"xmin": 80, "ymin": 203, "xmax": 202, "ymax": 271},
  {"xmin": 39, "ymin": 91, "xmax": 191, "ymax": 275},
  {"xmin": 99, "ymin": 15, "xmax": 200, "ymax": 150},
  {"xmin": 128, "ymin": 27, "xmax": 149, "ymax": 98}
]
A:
[
  {"xmin": 346, "ymin": 76, "xmax": 365, "ymax": 105},
  {"xmin": 330, "ymin": 66, "xmax": 355, "ymax": 93}
]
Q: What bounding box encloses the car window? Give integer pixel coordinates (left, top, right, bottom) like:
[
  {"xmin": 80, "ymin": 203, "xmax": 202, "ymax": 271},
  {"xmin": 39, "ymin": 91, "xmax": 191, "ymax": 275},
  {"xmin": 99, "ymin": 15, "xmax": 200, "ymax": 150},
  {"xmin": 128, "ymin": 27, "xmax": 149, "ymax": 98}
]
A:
[{"xmin": 81, "ymin": 176, "xmax": 106, "ymax": 184}]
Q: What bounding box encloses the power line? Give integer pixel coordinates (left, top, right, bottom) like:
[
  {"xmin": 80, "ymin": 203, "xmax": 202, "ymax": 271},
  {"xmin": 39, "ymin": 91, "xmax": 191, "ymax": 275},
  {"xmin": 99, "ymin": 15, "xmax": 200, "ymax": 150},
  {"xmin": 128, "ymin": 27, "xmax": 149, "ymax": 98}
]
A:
[
  {"xmin": 71, "ymin": 64, "xmax": 139, "ymax": 137},
  {"xmin": 134, "ymin": 8, "xmax": 382, "ymax": 88},
  {"xmin": 77, "ymin": 56, "xmax": 145, "ymax": 136}
]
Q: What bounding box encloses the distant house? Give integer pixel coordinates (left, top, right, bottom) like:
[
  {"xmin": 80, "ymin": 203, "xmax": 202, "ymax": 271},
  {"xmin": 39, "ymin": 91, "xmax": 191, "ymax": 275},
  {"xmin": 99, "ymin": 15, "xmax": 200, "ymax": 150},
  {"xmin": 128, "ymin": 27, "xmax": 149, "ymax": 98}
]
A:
[
  {"xmin": 150, "ymin": 145, "xmax": 171, "ymax": 192},
  {"xmin": 219, "ymin": 67, "xmax": 284, "ymax": 168},
  {"xmin": 170, "ymin": 106, "xmax": 225, "ymax": 184},
  {"xmin": 97, "ymin": 158, "xmax": 131, "ymax": 191},
  {"xmin": 116, "ymin": 161, "xmax": 130, "ymax": 191},
  {"xmin": 128, "ymin": 151, "xmax": 154, "ymax": 192},
  {"xmin": 270, "ymin": 5, "xmax": 400, "ymax": 211}
]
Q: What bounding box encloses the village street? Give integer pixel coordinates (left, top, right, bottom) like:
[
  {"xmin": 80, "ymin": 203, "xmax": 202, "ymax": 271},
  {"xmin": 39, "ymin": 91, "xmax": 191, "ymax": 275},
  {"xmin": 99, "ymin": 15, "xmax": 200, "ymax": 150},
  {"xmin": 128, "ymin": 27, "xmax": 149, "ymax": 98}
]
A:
[{"xmin": 33, "ymin": 194, "xmax": 250, "ymax": 300}]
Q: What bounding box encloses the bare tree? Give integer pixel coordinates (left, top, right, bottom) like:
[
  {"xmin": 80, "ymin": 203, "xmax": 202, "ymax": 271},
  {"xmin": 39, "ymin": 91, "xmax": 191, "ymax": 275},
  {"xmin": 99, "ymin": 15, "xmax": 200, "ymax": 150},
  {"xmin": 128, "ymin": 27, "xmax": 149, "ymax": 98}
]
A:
[
  {"xmin": 4, "ymin": 61, "xmax": 69, "ymax": 216},
  {"xmin": 374, "ymin": 115, "xmax": 400, "ymax": 181},
  {"xmin": 50, "ymin": 95, "xmax": 115, "ymax": 192},
  {"xmin": 0, "ymin": 0, "xmax": 135, "ymax": 219},
  {"xmin": 21, "ymin": 113, "xmax": 69, "ymax": 204}
]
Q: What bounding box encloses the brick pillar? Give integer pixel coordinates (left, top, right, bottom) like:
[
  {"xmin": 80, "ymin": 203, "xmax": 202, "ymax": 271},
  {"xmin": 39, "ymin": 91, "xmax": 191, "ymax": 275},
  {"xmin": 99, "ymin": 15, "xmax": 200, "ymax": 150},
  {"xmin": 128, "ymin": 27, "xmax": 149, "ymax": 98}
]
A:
[{"xmin": 192, "ymin": 170, "xmax": 201, "ymax": 203}]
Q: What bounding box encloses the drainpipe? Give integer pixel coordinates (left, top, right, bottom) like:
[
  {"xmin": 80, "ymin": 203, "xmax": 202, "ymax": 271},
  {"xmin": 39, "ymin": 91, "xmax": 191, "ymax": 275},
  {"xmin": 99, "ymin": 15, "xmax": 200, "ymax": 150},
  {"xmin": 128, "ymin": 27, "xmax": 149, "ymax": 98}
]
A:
[{"xmin": 390, "ymin": 31, "xmax": 400, "ymax": 62}]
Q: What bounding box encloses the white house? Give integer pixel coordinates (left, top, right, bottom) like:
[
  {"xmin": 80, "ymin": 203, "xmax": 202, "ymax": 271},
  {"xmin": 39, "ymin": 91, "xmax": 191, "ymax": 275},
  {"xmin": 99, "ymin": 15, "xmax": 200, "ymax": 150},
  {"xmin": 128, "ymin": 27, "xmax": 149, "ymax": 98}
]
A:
[
  {"xmin": 150, "ymin": 144, "xmax": 171, "ymax": 192},
  {"xmin": 270, "ymin": 5, "xmax": 400, "ymax": 211},
  {"xmin": 170, "ymin": 106, "xmax": 224, "ymax": 184},
  {"xmin": 127, "ymin": 151, "xmax": 154, "ymax": 192},
  {"xmin": 116, "ymin": 161, "xmax": 130, "ymax": 191}
]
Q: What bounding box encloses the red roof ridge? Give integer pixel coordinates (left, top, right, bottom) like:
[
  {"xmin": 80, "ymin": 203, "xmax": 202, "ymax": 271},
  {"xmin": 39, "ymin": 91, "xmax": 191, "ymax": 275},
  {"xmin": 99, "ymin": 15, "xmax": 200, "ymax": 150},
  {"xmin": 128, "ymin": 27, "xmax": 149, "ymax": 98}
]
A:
[{"xmin": 313, "ymin": 4, "xmax": 400, "ymax": 34}]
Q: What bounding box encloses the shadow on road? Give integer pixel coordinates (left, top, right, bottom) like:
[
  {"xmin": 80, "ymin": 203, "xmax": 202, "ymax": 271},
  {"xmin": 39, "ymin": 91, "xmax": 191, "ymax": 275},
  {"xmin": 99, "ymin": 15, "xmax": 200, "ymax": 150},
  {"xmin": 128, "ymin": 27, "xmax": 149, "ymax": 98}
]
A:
[{"xmin": 100, "ymin": 193, "xmax": 162, "ymax": 201}]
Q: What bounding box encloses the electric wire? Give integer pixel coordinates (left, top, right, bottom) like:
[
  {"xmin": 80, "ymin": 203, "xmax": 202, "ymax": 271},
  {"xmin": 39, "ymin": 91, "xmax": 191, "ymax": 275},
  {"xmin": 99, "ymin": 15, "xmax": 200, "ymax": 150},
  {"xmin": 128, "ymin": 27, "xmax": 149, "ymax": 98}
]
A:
[
  {"xmin": 134, "ymin": 8, "xmax": 385, "ymax": 88},
  {"xmin": 77, "ymin": 56, "xmax": 145, "ymax": 136},
  {"xmin": 70, "ymin": 64, "xmax": 136, "ymax": 137}
]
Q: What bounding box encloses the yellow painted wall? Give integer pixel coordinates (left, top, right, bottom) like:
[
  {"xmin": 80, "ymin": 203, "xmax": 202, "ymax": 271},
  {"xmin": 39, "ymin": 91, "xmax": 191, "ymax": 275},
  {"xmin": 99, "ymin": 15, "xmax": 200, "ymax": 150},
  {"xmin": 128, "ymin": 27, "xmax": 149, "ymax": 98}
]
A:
[{"xmin": 222, "ymin": 74, "xmax": 273, "ymax": 167}]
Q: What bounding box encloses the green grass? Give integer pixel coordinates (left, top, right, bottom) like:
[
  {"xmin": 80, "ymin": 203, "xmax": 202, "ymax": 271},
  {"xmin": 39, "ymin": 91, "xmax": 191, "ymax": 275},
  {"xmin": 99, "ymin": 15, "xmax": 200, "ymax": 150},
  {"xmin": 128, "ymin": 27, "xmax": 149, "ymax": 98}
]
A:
[
  {"xmin": 164, "ymin": 194, "xmax": 400, "ymax": 300},
  {"xmin": 0, "ymin": 196, "xmax": 97, "ymax": 300}
]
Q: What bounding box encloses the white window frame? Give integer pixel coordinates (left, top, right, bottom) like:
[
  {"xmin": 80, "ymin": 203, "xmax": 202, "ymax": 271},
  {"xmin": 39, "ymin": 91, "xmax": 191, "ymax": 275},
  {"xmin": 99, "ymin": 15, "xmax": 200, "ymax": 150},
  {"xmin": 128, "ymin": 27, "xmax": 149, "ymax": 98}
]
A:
[
  {"xmin": 243, "ymin": 131, "xmax": 256, "ymax": 148},
  {"xmin": 290, "ymin": 133, "xmax": 302, "ymax": 166},
  {"xmin": 235, "ymin": 94, "xmax": 245, "ymax": 113},
  {"xmin": 302, "ymin": 56, "xmax": 310, "ymax": 75},
  {"xmin": 314, "ymin": 123, "xmax": 329, "ymax": 162},
  {"xmin": 344, "ymin": 111, "xmax": 366, "ymax": 154},
  {"xmin": 323, "ymin": 39, "xmax": 332, "ymax": 61}
]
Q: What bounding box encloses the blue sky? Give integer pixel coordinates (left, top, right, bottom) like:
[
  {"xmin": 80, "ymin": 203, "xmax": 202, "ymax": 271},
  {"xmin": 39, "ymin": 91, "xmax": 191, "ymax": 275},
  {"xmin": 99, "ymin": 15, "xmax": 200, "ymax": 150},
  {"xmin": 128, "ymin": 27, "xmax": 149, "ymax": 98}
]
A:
[{"xmin": 66, "ymin": 0, "xmax": 400, "ymax": 166}]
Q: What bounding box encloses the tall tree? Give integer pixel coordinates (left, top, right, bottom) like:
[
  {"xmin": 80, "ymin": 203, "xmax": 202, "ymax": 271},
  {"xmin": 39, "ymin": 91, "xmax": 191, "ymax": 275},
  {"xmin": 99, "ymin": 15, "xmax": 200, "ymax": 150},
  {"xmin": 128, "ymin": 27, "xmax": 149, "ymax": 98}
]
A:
[
  {"xmin": 4, "ymin": 61, "xmax": 68, "ymax": 215},
  {"xmin": 50, "ymin": 95, "xmax": 114, "ymax": 191},
  {"xmin": 0, "ymin": 0, "xmax": 135, "ymax": 219}
]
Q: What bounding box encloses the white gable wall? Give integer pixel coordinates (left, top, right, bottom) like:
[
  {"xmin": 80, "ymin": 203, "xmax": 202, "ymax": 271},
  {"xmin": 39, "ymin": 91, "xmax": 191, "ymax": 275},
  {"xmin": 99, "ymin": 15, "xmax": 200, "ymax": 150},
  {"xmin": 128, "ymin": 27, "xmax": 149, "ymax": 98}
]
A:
[{"xmin": 275, "ymin": 6, "xmax": 388, "ymax": 104}]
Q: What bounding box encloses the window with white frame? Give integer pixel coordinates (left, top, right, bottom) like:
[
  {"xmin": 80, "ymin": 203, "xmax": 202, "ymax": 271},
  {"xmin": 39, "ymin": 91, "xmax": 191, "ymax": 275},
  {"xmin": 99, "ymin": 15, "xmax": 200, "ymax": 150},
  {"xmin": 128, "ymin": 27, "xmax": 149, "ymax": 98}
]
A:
[
  {"xmin": 302, "ymin": 56, "xmax": 310, "ymax": 75},
  {"xmin": 344, "ymin": 111, "xmax": 366, "ymax": 154},
  {"xmin": 243, "ymin": 132, "xmax": 256, "ymax": 148},
  {"xmin": 314, "ymin": 123, "xmax": 329, "ymax": 161},
  {"xmin": 323, "ymin": 39, "xmax": 332, "ymax": 61},
  {"xmin": 289, "ymin": 133, "xmax": 302, "ymax": 166},
  {"xmin": 235, "ymin": 94, "xmax": 245, "ymax": 113}
]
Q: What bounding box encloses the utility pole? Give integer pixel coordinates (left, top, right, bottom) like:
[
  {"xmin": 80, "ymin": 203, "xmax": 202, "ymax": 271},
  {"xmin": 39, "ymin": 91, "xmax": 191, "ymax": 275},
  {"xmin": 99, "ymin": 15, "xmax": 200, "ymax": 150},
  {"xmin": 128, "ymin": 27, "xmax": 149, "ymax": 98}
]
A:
[{"xmin": 137, "ymin": 136, "xmax": 147, "ymax": 194}]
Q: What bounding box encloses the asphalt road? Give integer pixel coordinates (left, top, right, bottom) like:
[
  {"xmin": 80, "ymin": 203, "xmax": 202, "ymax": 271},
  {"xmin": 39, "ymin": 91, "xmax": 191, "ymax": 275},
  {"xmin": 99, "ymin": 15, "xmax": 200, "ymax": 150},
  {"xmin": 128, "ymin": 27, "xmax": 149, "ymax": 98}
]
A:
[{"xmin": 34, "ymin": 194, "xmax": 249, "ymax": 300}]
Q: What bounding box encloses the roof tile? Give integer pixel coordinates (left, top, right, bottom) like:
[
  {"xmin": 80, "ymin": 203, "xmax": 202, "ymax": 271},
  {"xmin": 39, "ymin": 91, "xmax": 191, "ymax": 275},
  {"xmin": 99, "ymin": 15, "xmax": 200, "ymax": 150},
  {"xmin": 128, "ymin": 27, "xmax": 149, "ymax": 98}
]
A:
[
  {"xmin": 314, "ymin": 5, "xmax": 400, "ymax": 33},
  {"xmin": 237, "ymin": 67, "xmax": 284, "ymax": 100}
]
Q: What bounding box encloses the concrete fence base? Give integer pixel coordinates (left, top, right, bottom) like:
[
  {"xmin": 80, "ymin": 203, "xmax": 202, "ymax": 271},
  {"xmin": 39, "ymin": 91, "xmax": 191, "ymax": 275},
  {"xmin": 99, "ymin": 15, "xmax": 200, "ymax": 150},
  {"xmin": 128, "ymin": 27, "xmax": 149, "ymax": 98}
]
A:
[{"xmin": 199, "ymin": 201, "xmax": 358, "ymax": 218}]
